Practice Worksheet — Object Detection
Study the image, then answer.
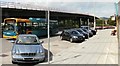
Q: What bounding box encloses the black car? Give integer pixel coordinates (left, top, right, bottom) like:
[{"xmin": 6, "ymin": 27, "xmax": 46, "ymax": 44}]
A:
[
  {"xmin": 81, "ymin": 28, "xmax": 93, "ymax": 37},
  {"xmin": 89, "ymin": 29, "xmax": 97, "ymax": 35},
  {"xmin": 75, "ymin": 28, "xmax": 89, "ymax": 39},
  {"xmin": 81, "ymin": 26, "xmax": 97, "ymax": 35},
  {"xmin": 60, "ymin": 30, "xmax": 85, "ymax": 43}
]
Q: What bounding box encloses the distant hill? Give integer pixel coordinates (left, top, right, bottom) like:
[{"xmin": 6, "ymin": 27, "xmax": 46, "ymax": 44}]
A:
[{"xmin": 100, "ymin": 17, "xmax": 109, "ymax": 20}]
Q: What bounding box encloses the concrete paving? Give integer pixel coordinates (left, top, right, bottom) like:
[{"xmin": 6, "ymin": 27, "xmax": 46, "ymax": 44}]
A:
[{"xmin": 51, "ymin": 29, "xmax": 118, "ymax": 64}]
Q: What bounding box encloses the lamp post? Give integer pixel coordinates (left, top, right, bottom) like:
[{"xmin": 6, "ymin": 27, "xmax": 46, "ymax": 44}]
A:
[
  {"xmin": 88, "ymin": 18, "xmax": 89, "ymax": 39},
  {"xmin": 46, "ymin": 10, "xmax": 50, "ymax": 64},
  {"xmin": 94, "ymin": 15, "xmax": 96, "ymax": 30},
  {"xmin": 93, "ymin": 2, "xmax": 96, "ymax": 30},
  {"xmin": 114, "ymin": 2, "xmax": 119, "ymax": 41},
  {"xmin": 48, "ymin": 10, "xmax": 50, "ymax": 64}
]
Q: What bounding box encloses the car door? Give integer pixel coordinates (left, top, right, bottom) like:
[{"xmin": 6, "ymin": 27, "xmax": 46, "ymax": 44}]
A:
[
  {"xmin": 64, "ymin": 32, "xmax": 70, "ymax": 40},
  {"xmin": 61, "ymin": 31, "xmax": 67, "ymax": 39}
]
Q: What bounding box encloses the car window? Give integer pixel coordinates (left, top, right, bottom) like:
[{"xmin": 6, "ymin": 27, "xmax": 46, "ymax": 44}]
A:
[
  {"xmin": 64, "ymin": 32, "xmax": 69, "ymax": 35},
  {"xmin": 16, "ymin": 36, "xmax": 40, "ymax": 44},
  {"xmin": 72, "ymin": 31, "xmax": 78, "ymax": 35},
  {"xmin": 83, "ymin": 29, "xmax": 86, "ymax": 31},
  {"xmin": 61, "ymin": 31, "xmax": 65, "ymax": 34},
  {"xmin": 77, "ymin": 30, "xmax": 82, "ymax": 33}
]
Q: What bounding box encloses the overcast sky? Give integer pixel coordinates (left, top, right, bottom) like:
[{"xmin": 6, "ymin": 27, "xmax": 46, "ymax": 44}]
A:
[{"xmin": 0, "ymin": 0, "xmax": 119, "ymax": 17}]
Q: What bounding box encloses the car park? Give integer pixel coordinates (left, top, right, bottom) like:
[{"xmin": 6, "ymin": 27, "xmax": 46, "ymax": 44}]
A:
[
  {"xmin": 11, "ymin": 34, "xmax": 45, "ymax": 64},
  {"xmin": 60, "ymin": 30, "xmax": 85, "ymax": 43}
]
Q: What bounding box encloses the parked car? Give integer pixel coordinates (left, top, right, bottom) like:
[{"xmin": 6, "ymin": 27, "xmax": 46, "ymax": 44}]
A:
[
  {"xmin": 75, "ymin": 28, "xmax": 89, "ymax": 39},
  {"xmin": 11, "ymin": 34, "xmax": 45, "ymax": 64},
  {"xmin": 60, "ymin": 30, "xmax": 85, "ymax": 42},
  {"xmin": 89, "ymin": 29, "xmax": 97, "ymax": 35},
  {"xmin": 81, "ymin": 26, "xmax": 97, "ymax": 35},
  {"xmin": 70, "ymin": 29, "xmax": 85, "ymax": 38},
  {"xmin": 81, "ymin": 28, "xmax": 93, "ymax": 37}
]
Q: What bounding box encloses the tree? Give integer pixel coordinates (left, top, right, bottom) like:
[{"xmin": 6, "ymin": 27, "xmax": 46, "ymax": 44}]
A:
[
  {"xmin": 96, "ymin": 19, "xmax": 104, "ymax": 26},
  {"xmin": 107, "ymin": 16, "xmax": 116, "ymax": 26}
]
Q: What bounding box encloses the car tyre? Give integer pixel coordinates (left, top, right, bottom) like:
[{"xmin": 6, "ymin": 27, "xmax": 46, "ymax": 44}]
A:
[
  {"xmin": 60, "ymin": 36, "xmax": 63, "ymax": 40},
  {"xmin": 70, "ymin": 38, "xmax": 73, "ymax": 43},
  {"xmin": 41, "ymin": 58, "xmax": 46, "ymax": 62},
  {"xmin": 12, "ymin": 61, "xmax": 17, "ymax": 64}
]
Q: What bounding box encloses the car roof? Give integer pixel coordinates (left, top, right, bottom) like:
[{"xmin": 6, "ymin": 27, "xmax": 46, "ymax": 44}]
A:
[{"xmin": 67, "ymin": 29, "xmax": 78, "ymax": 33}]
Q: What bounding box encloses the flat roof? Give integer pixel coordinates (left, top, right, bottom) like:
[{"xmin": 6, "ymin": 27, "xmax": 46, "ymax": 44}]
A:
[{"xmin": 0, "ymin": 1, "xmax": 98, "ymax": 18}]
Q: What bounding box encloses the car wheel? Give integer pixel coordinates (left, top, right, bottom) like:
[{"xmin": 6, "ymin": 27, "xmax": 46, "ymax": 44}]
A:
[
  {"xmin": 12, "ymin": 61, "xmax": 17, "ymax": 64},
  {"xmin": 60, "ymin": 36, "xmax": 63, "ymax": 40},
  {"xmin": 70, "ymin": 38, "xmax": 73, "ymax": 43}
]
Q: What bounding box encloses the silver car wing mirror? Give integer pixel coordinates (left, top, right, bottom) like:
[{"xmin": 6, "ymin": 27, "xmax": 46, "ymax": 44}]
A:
[{"xmin": 40, "ymin": 41, "xmax": 44, "ymax": 44}]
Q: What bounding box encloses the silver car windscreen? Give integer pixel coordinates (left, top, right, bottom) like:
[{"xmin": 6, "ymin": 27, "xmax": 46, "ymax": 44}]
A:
[{"xmin": 17, "ymin": 36, "xmax": 39, "ymax": 44}]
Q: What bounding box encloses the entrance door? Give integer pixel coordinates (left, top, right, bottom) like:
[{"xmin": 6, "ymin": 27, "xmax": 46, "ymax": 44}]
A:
[{"xmin": 17, "ymin": 22, "xmax": 26, "ymax": 34}]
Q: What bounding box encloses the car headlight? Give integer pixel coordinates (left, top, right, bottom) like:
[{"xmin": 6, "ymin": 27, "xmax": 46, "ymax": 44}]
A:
[
  {"xmin": 15, "ymin": 52, "xmax": 21, "ymax": 55},
  {"xmin": 15, "ymin": 53, "xmax": 21, "ymax": 55},
  {"xmin": 73, "ymin": 36, "xmax": 78, "ymax": 38},
  {"xmin": 83, "ymin": 36, "xmax": 85, "ymax": 38},
  {"xmin": 15, "ymin": 53, "xmax": 20, "ymax": 55},
  {"xmin": 37, "ymin": 52, "xmax": 45, "ymax": 56},
  {"xmin": 12, "ymin": 51, "xmax": 21, "ymax": 55},
  {"xmin": 40, "ymin": 52, "xmax": 45, "ymax": 55}
]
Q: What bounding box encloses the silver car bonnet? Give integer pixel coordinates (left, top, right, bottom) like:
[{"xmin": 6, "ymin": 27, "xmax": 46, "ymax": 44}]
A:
[{"xmin": 13, "ymin": 44, "xmax": 44, "ymax": 53}]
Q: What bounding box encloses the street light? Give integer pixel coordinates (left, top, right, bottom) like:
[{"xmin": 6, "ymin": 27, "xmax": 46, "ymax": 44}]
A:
[
  {"xmin": 114, "ymin": 2, "xmax": 119, "ymax": 42},
  {"xmin": 88, "ymin": 18, "xmax": 89, "ymax": 39},
  {"xmin": 47, "ymin": 10, "xmax": 50, "ymax": 64},
  {"xmin": 93, "ymin": 2, "xmax": 96, "ymax": 30},
  {"xmin": 94, "ymin": 15, "xmax": 96, "ymax": 30}
]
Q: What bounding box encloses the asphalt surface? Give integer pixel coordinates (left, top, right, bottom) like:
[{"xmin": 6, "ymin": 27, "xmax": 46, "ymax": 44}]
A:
[
  {"xmin": 0, "ymin": 29, "xmax": 118, "ymax": 65},
  {"xmin": 51, "ymin": 29, "xmax": 118, "ymax": 64},
  {"xmin": 0, "ymin": 33, "xmax": 78, "ymax": 64}
]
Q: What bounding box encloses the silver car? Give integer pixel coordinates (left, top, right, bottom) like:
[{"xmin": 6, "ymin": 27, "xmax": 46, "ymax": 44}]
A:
[{"xmin": 11, "ymin": 34, "xmax": 45, "ymax": 64}]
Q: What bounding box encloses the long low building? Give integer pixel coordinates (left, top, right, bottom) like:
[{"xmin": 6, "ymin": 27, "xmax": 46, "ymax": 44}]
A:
[{"xmin": 0, "ymin": 1, "xmax": 99, "ymax": 29}]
